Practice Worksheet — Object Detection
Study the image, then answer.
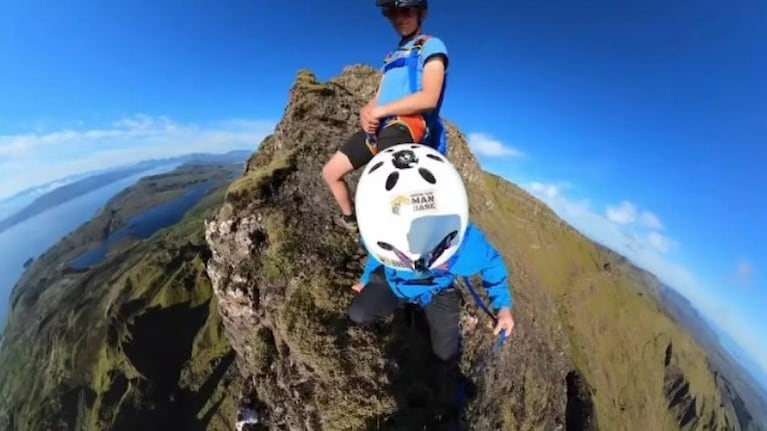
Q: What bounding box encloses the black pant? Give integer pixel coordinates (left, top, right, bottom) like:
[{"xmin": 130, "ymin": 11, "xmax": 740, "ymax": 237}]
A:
[
  {"xmin": 339, "ymin": 124, "xmax": 416, "ymax": 170},
  {"xmin": 348, "ymin": 266, "xmax": 461, "ymax": 362}
]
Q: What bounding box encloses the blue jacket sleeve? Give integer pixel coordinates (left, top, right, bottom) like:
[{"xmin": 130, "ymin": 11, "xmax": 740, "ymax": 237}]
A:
[
  {"xmin": 359, "ymin": 252, "xmax": 382, "ymax": 285},
  {"xmin": 463, "ymin": 226, "xmax": 513, "ymax": 311}
]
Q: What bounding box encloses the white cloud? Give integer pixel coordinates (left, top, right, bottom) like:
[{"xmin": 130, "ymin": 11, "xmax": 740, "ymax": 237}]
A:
[
  {"xmin": 639, "ymin": 211, "xmax": 664, "ymax": 230},
  {"xmin": 529, "ymin": 181, "xmax": 560, "ymax": 199},
  {"xmin": 467, "ymin": 132, "xmax": 525, "ymax": 158},
  {"xmin": 0, "ymin": 114, "xmax": 276, "ymax": 201},
  {"xmin": 647, "ymin": 231, "xmax": 678, "ymax": 253},
  {"xmin": 529, "ymin": 185, "xmax": 680, "ymax": 260},
  {"xmin": 606, "ymin": 201, "xmax": 666, "ymax": 231},
  {"xmin": 606, "ymin": 200, "xmax": 637, "ymax": 224},
  {"xmin": 526, "ymin": 182, "xmax": 688, "ymax": 282},
  {"xmin": 522, "ymin": 179, "xmax": 767, "ymax": 384}
]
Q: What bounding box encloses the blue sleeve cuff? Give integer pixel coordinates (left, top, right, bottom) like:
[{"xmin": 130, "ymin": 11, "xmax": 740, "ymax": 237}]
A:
[
  {"xmin": 359, "ymin": 252, "xmax": 382, "ymax": 285},
  {"xmin": 421, "ymin": 36, "xmax": 448, "ymax": 67}
]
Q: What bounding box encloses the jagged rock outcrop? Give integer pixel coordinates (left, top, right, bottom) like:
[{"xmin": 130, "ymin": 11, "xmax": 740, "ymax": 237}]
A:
[
  {"xmin": 663, "ymin": 342, "xmax": 737, "ymax": 431},
  {"xmin": 204, "ymin": 65, "xmax": 574, "ymax": 430},
  {"xmin": 204, "ymin": 64, "xmax": 742, "ymax": 431}
]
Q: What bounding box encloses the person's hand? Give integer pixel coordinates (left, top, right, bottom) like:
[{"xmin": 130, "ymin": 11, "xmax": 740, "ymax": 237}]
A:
[
  {"xmin": 360, "ymin": 104, "xmax": 379, "ymax": 134},
  {"xmin": 493, "ymin": 307, "xmax": 515, "ymax": 338},
  {"xmin": 369, "ymin": 106, "xmax": 386, "ymax": 120},
  {"xmin": 352, "ymin": 283, "xmax": 364, "ymax": 293}
]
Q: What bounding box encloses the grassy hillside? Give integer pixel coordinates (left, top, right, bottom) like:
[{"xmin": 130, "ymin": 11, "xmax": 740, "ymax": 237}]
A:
[
  {"xmin": 474, "ymin": 172, "xmax": 732, "ymax": 430},
  {"xmin": 0, "ymin": 164, "xmax": 242, "ymax": 431}
]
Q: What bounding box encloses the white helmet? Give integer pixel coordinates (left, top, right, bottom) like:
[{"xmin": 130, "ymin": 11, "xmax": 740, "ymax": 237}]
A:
[{"xmin": 354, "ymin": 143, "xmax": 469, "ymax": 274}]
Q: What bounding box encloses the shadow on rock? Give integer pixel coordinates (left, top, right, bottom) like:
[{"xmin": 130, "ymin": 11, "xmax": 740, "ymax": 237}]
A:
[{"xmin": 110, "ymin": 301, "xmax": 237, "ymax": 431}]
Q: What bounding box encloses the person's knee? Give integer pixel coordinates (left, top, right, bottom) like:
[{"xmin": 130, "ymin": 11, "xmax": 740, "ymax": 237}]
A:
[
  {"xmin": 322, "ymin": 152, "xmax": 348, "ymax": 183},
  {"xmin": 321, "ymin": 158, "xmax": 338, "ymax": 182},
  {"xmin": 348, "ymin": 301, "xmax": 373, "ymax": 325},
  {"xmin": 432, "ymin": 336, "xmax": 460, "ymax": 362}
]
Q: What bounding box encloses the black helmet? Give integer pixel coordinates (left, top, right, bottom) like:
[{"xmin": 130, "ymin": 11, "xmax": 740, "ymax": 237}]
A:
[{"xmin": 376, "ymin": 0, "xmax": 428, "ymax": 11}]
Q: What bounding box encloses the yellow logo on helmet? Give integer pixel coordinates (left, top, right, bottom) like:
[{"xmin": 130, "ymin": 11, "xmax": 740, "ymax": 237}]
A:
[{"xmin": 390, "ymin": 195, "xmax": 411, "ymax": 215}]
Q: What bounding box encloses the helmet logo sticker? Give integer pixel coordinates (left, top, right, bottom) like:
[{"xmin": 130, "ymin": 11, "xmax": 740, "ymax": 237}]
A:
[
  {"xmin": 390, "ymin": 195, "xmax": 410, "ymax": 215},
  {"xmin": 410, "ymin": 190, "xmax": 436, "ymax": 211},
  {"xmin": 391, "ymin": 149, "xmax": 418, "ymax": 169},
  {"xmin": 389, "ymin": 190, "xmax": 436, "ymax": 215}
]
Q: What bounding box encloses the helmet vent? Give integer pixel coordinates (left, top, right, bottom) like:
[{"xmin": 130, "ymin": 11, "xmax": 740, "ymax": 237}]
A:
[
  {"xmin": 385, "ymin": 171, "xmax": 400, "ymax": 191},
  {"xmin": 418, "ymin": 168, "xmax": 436, "ymax": 184},
  {"xmin": 377, "ymin": 241, "xmax": 394, "ymax": 250},
  {"xmin": 368, "ymin": 161, "xmax": 384, "ymax": 174},
  {"xmin": 426, "ymin": 154, "xmax": 444, "ymax": 163}
]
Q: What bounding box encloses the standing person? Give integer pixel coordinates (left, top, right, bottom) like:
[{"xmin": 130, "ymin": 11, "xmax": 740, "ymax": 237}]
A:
[
  {"xmin": 322, "ymin": 0, "xmax": 450, "ymax": 234},
  {"xmin": 348, "ymin": 143, "xmax": 516, "ymax": 424}
]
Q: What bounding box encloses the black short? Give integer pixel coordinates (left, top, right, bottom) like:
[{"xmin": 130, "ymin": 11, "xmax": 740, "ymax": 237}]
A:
[
  {"xmin": 339, "ymin": 124, "xmax": 416, "ymax": 170},
  {"xmin": 348, "ymin": 265, "xmax": 461, "ymax": 362}
]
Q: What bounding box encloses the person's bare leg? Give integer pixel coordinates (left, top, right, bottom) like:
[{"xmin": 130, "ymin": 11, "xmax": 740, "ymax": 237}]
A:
[{"xmin": 322, "ymin": 150, "xmax": 355, "ymax": 218}]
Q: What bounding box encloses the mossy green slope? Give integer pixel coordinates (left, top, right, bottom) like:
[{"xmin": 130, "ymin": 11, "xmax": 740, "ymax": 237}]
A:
[
  {"xmin": 0, "ymin": 164, "xmax": 242, "ymax": 431},
  {"xmin": 476, "ymin": 173, "xmax": 733, "ymax": 430}
]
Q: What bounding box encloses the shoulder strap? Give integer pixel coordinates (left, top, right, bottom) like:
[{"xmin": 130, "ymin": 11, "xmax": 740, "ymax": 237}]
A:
[
  {"xmin": 381, "ymin": 34, "xmax": 449, "ymax": 155},
  {"xmin": 406, "ymin": 34, "xmax": 431, "ymax": 92},
  {"xmin": 412, "ymin": 34, "xmax": 431, "ymax": 50},
  {"xmin": 410, "ymin": 34, "xmax": 449, "ymax": 155},
  {"xmin": 382, "ymin": 34, "xmax": 430, "ymax": 75}
]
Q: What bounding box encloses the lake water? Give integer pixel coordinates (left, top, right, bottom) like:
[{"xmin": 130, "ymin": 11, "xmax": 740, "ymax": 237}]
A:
[
  {"xmin": 0, "ymin": 163, "xmax": 182, "ymax": 328},
  {"xmin": 70, "ymin": 179, "xmax": 217, "ymax": 269}
]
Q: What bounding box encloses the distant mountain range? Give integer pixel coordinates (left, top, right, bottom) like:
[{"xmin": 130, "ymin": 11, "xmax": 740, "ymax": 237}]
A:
[{"xmin": 0, "ymin": 150, "xmax": 251, "ymax": 234}]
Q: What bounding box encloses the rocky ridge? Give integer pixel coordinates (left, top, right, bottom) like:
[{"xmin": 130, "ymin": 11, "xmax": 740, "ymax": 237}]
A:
[{"xmin": 203, "ymin": 65, "xmax": 741, "ymax": 430}]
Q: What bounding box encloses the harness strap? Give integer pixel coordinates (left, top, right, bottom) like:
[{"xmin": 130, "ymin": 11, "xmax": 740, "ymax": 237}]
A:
[
  {"xmin": 460, "ymin": 276, "xmax": 496, "ymax": 321},
  {"xmin": 407, "ymin": 35, "xmax": 430, "ymax": 93}
]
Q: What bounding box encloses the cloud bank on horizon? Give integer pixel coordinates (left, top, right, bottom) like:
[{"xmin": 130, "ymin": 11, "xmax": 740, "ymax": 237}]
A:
[
  {"xmin": 0, "ymin": 114, "xmax": 276, "ymax": 201},
  {"xmin": 467, "ymin": 131, "xmax": 767, "ymax": 385}
]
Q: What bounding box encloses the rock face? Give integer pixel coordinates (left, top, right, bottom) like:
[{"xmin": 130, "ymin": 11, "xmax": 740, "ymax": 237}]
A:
[
  {"xmin": 205, "ymin": 64, "xmax": 743, "ymax": 431},
  {"xmin": 204, "ymin": 65, "xmax": 573, "ymax": 430},
  {"xmin": 662, "ymin": 342, "xmax": 743, "ymax": 431}
]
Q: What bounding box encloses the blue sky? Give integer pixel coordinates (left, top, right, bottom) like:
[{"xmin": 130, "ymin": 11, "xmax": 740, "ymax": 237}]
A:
[{"xmin": 1, "ymin": 0, "xmax": 765, "ymax": 387}]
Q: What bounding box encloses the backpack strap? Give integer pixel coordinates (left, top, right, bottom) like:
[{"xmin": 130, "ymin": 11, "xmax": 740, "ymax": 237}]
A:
[
  {"xmin": 406, "ymin": 34, "xmax": 430, "ymax": 92},
  {"xmin": 382, "ymin": 34, "xmax": 430, "ymax": 77}
]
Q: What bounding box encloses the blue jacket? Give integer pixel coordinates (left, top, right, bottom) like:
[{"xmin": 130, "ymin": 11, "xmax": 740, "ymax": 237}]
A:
[{"xmin": 359, "ymin": 222, "xmax": 513, "ymax": 310}]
